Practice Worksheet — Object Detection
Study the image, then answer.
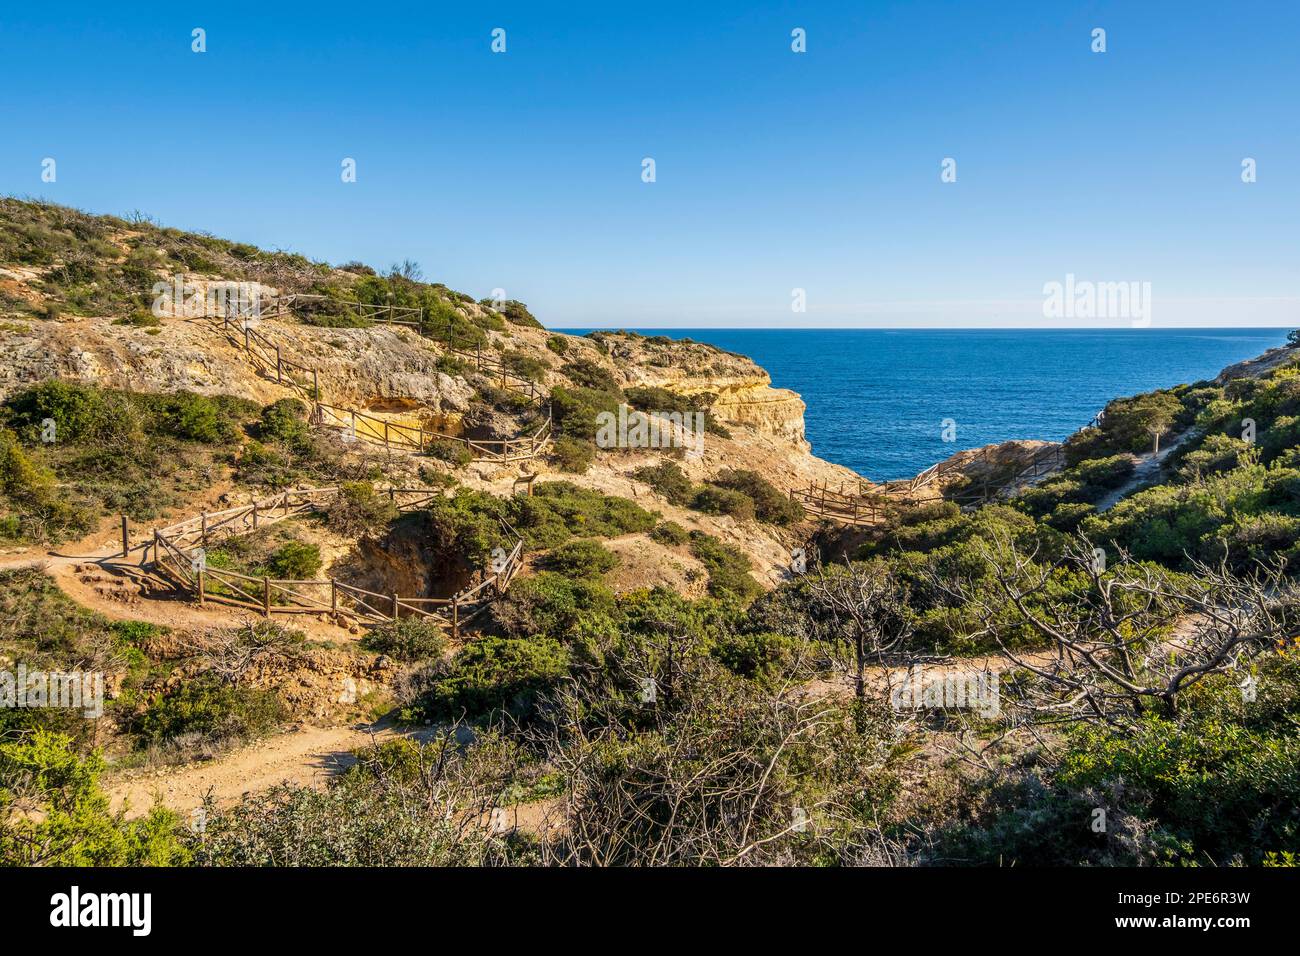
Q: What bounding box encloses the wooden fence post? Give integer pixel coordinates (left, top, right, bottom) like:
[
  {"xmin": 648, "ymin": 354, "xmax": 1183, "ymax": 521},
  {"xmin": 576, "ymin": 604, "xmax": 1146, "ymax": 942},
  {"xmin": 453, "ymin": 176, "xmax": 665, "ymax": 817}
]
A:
[
  {"xmin": 392, "ymin": 592, "xmax": 400, "ymax": 620},
  {"xmin": 197, "ymin": 567, "xmax": 206, "ymax": 606},
  {"xmin": 263, "ymin": 577, "xmax": 271, "ymax": 617},
  {"xmin": 120, "ymin": 515, "xmax": 129, "ymax": 558},
  {"xmin": 452, "ymin": 597, "xmax": 459, "ymax": 640}
]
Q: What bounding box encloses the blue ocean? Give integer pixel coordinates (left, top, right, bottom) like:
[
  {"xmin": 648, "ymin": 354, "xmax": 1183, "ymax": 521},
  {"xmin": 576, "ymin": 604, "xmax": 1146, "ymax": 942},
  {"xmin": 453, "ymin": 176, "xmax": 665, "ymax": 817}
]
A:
[{"xmin": 569, "ymin": 328, "xmax": 1292, "ymax": 481}]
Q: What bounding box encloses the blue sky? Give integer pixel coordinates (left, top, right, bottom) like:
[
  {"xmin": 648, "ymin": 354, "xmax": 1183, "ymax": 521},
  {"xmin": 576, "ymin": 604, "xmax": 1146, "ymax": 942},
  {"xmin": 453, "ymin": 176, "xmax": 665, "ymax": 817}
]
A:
[{"xmin": 2, "ymin": 1, "xmax": 1297, "ymax": 328}]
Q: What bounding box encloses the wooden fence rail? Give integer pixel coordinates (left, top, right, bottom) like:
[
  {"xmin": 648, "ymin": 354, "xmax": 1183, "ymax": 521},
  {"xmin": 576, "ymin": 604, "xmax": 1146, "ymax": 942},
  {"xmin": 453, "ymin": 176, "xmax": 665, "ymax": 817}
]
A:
[
  {"xmin": 145, "ymin": 485, "xmax": 524, "ymax": 637},
  {"xmin": 202, "ymin": 299, "xmax": 552, "ymax": 463},
  {"xmin": 793, "ymin": 441, "xmax": 1071, "ymax": 526}
]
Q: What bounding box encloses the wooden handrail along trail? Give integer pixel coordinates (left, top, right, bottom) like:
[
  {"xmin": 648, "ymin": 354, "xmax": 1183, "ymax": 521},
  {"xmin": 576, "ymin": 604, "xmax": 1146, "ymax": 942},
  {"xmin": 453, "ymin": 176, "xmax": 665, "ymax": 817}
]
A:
[
  {"xmin": 143, "ymin": 485, "xmax": 524, "ymax": 637},
  {"xmin": 204, "ymin": 294, "xmax": 552, "ymax": 464},
  {"xmin": 792, "ymin": 441, "xmax": 1071, "ymax": 526}
]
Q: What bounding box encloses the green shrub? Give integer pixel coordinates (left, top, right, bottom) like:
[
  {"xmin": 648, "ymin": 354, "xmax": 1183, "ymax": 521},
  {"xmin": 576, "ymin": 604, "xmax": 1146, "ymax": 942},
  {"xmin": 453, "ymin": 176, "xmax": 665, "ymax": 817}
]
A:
[
  {"xmin": 1045, "ymin": 502, "xmax": 1095, "ymax": 533},
  {"xmin": 360, "ymin": 617, "xmax": 448, "ymax": 662},
  {"xmin": 491, "ymin": 572, "xmax": 618, "ymax": 643},
  {"xmin": 511, "ymin": 482, "xmax": 656, "ymax": 549},
  {"xmin": 540, "ymin": 539, "xmax": 620, "ymax": 577},
  {"xmin": 709, "ymin": 469, "xmax": 803, "ymax": 525},
  {"xmin": 0, "ymin": 429, "xmax": 97, "ymax": 542},
  {"xmin": 549, "ymin": 385, "xmax": 624, "ymax": 443},
  {"xmin": 263, "ymin": 541, "xmax": 322, "ymax": 580},
  {"xmin": 426, "ymin": 299, "xmax": 486, "ymax": 349},
  {"xmin": 498, "ymin": 300, "xmax": 543, "ymax": 329},
  {"xmin": 3, "ymin": 380, "xmax": 131, "ymax": 445},
  {"xmin": 650, "ymin": 520, "xmax": 690, "ymax": 546},
  {"xmin": 1071, "ymin": 454, "xmax": 1136, "ymax": 490},
  {"xmin": 560, "ymin": 359, "xmax": 622, "ymax": 394},
  {"xmin": 545, "ymin": 335, "xmax": 570, "ymax": 355},
  {"xmin": 1050, "ymin": 658, "xmax": 1300, "ymax": 865},
  {"xmin": 710, "ymin": 631, "xmax": 798, "ymax": 683},
  {"xmin": 139, "ymin": 391, "xmax": 247, "ymax": 444},
  {"xmin": 689, "ymin": 532, "xmax": 763, "ymax": 603},
  {"xmin": 550, "ymin": 436, "xmax": 595, "ymax": 474},
  {"xmin": 0, "ymin": 730, "xmax": 189, "ymax": 866},
  {"xmin": 502, "ymin": 349, "xmax": 549, "ymax": 383},
  {"xmin": 691, "ymin": 484, "xmax": 755, "ymax": 521},
  {"xmin": 435, "ymin": 353, "xmax": 472, "ymax": 377},
  {"xmin": 427, "ymin": 437, "xmax": 472, "ymax": 466},
  {"xmin": 419, "ymin": 636, "xmax": 570, "ymax": 722},
  {"xmin": 624, "ymin": 385, "xmax": 729, "ymax": 437},
  {"xmin": 131, "ymin": 679, "xmax": 288, "ymax": 748},
  {"xmin": 632, "ymin": 461, "xmax": 695, "ymax": 504},
  {"xmin": 256, "ymin": 398, "xmax": 312, "ymax": 448},
  {"xmin": 326, "ymin": 481, "xmax": 399, "ymax": 536}
]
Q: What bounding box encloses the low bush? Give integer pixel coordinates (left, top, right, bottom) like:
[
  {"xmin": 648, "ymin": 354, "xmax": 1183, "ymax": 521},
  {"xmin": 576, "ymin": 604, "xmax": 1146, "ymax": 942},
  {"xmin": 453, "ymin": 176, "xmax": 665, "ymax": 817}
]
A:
[
  {"xmin": 549, "ymin": 385, "xmax": 623, "ymax": 444},
  {"xmin": 131, "ymin": 679, "xmax": 288, "ymax": 749},
  {"xmin": 326, "ymin": 481, "xmax": 399, "ymax": 537},
  {"xmin": 560, "ymin": 360, "xmax": 622, "ymax": 394},
  {"xmin": 491, "ymin": 572, "xmax": 618, "ymax": 643},
  {"xmin": 540, "ymin": 539, "xmax": 620, "ymax": 578},
  {"xmin": 690, "ymin": 485, "xmax": 755, "ymax": 521},
  {"xmin": 632, "ymin": 461, "xmax": 694, "ymax": 505},
  {"xmin": 511, "ymin": 482, "xmax": 656, "ymax": 549},
  {"xmin": 416, "ymin": 636, "xmax": 570, "ymax": 722},
  {"xmin": 650, "ymin": 520, "xmax": 690, "ymax": 546},
  {"xmin": 688, "ymin": 532, "xmax": 763, "ymax": 603},
  {"xmin": 502, "ymin": 349, "xmax": 550, "ymax": 383},
  {"xmin": 360, "ymin": 618, "xmax": 448, "ymax": 662},
  {"xmin": 550, "ymin": 436, "xmax": 594, "ymax": 473},
  {"xmin": 709, "ymin": 469, "xmax": 803, "ymax": 525},
  {"xmin": 262, "ymin": 541, "xmax": 323, "ymax": 580},
  {"xmin": 426, "ymin": 437, "xmax": 472, "ymax": 466},
  {"xmin": 255, "ymin": 398, "xmax": 312, "ymax": 449}
]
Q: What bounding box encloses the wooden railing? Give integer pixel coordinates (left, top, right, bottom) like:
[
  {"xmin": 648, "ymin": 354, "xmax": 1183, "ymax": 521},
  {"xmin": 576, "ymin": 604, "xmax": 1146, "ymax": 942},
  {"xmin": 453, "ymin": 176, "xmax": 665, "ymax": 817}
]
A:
[
  {"xmin": 281, "ymin": 294, "xmax": 424, "ymax": 327},
  {"xmin": 312, "ymin": 401, "xmax": 551, "ymax": 463},
  {"xmin": 793, "ymin": 443, "xmax": 1071, "ymax": 525},
  {"xmin": 146, "ymin": 486, "xmax": 524, "ymax": 637},
  {"xmin": 201, "ymin": 299, "xmax": 552, "ymax": 463},
  {"xmin": 790, "ymin": 483, "xmax": 887, "ymax": 526}
]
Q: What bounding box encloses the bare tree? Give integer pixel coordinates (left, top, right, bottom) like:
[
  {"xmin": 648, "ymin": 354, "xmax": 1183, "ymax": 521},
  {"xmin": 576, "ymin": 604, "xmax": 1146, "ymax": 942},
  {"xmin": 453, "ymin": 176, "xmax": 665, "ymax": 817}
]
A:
[
  {"xmin": 931, "ymin": 533, "xmax": 1298, "ymax": 729},
  {"xmin": 803, "ymin": 560, "xmax": 914, "ymax": 702},
  {"xmin": 532, "ymin": 665, "xmax": 901, "ymax": 867},
  {"xmin": 389, "ymin": 259, "xmax": 424, "ymax": 283},
  {"xmin": 177, "ymin": 621, "xmax": 306, "ymax": 684}
]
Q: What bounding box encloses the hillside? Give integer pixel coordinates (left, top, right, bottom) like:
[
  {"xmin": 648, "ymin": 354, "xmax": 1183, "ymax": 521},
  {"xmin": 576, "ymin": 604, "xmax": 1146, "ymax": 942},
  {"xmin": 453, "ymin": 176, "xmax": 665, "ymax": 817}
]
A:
[{"xmin": 2, "ymin": 198, "xmax": 1299, "ymax": 870}]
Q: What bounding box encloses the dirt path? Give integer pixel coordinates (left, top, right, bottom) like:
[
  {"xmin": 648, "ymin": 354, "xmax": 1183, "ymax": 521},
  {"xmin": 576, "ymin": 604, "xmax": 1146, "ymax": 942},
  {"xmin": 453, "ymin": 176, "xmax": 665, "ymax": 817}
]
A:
[
  {"xmin": 0, "ymin": 514, "xmax": 361, "ymax": 643},
  {"xmin": 105, "ymin": 721, "xmax": 564, "ymax": 837},
  {"xmin": 1094, "ymin": 428, "xmax": 1198, "ymax": 513},
  {"xmin": 105, "ymin": 721, "xmax": 430, "ymax": 819}
]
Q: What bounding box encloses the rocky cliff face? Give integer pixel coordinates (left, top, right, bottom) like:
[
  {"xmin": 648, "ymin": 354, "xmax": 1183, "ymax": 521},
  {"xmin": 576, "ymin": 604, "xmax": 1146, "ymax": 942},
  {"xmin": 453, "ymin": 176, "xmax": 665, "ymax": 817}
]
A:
[
  {"xmin": 0, "ymin": 314, "xmax": 476, "ymax": 413},
  {"xmin": 583, "ymin": 332, "xmax": 809, "ymax": 449}
]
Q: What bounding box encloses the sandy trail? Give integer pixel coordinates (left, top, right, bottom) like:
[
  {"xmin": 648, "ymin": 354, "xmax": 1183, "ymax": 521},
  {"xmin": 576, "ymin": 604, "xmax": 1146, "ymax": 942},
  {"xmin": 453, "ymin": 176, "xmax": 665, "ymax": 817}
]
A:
[
  {"xmin": 1094, "ymin": 428, "xmax": 1198, "ymax": 513},
  {"xmin": 105, "ymin": 721, "xmax": 427, "ymax": 819}
]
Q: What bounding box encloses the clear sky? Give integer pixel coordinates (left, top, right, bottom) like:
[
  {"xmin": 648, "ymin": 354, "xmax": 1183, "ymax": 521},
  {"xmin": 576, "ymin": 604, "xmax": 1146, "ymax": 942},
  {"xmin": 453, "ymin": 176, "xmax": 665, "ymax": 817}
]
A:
[{"xmin": 2, "ymin": 1, "xmax": 1296, "ymax": 328}]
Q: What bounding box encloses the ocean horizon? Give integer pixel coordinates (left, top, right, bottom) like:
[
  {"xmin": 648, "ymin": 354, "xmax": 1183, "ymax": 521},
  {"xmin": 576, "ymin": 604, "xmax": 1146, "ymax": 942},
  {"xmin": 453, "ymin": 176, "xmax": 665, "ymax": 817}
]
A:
[{"xmin": 564, "ymin": 327, "xmax": 1292, "ymax": 480}]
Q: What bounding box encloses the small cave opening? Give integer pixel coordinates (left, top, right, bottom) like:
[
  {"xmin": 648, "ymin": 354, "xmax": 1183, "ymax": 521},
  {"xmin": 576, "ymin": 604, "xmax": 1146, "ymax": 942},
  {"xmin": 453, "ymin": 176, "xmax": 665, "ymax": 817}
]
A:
[
  {"xmin": 333, "ymin": 510, "xmax": 483, "ymax": 605},
  {"xmin": 364, "ymin": 396, "xmax": 422, "ymax": 414}
]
